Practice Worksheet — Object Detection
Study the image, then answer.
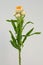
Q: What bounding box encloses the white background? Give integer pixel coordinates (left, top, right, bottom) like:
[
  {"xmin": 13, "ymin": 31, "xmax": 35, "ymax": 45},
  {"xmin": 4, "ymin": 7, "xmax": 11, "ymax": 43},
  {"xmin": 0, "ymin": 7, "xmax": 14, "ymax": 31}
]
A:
[{"xmin": 0, "ymin": 0, "xmax": 43, "ymax": 65}]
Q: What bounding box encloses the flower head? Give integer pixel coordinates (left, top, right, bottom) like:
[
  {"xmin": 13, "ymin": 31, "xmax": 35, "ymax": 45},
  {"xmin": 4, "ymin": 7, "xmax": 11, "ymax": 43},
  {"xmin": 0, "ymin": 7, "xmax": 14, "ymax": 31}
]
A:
[
  {"xmin": 21, "ymin": 11, "xmax": 25, "ymax": 15},
  {"xmin": 16, "ymin": 14, "xmax": 20, "ymax": 18},
  {"xmin": 16, "ymin": 6, "xmax": 23, "ymax": 12},
  {"xmin": 13, "ymin": 6, "xmax": 25, "ymax": 18}
]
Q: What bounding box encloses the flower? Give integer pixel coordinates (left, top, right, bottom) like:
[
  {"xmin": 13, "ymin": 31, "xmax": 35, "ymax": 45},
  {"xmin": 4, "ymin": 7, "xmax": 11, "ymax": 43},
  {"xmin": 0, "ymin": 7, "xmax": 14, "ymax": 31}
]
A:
[
  {"xmin": 16, "ymin": 6, "xmax": 23, "ymax": 12},
  {"xmin": 15, "ymin": 13, "xmax": 20, "ymax": 18},
  {"xmin": 13, "ymin": 6, "xmax": 25, "ymax": 18},
  {"xmin": 21, "ymin": 10, "xmax": 25, "ymax": 16}
]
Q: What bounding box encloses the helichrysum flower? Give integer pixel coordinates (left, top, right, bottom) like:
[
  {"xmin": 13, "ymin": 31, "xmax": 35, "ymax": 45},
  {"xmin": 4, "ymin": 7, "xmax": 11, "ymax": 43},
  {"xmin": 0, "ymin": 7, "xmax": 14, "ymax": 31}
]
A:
[
  {"xmin": 21, "ymin": 10, "xmax": 25, "ymax": 18},
  {"xmin": 13, "ymin": 6, "xmax": 25, "ymax": 18},
  {"xmin": 16, "ymin": 13, "xmax": 20, "ymax": 18},
  {"xmin": 6, "ymin": 5, "xmax": 41, "ymax": 65},
  {"xmin": 16, "ymin": 6, "xmax": 23, "ymax": 12},
  {"xmin": 21, "ymin": 10, "xmax": 25, "ymax": 15}
]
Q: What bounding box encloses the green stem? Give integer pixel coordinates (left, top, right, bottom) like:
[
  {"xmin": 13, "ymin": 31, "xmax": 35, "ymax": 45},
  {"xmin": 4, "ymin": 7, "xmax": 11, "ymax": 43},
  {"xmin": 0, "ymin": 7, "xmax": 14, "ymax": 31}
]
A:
[{"xmin": 19, "ymin": 49, "xmax": 21, "ymax": 65}]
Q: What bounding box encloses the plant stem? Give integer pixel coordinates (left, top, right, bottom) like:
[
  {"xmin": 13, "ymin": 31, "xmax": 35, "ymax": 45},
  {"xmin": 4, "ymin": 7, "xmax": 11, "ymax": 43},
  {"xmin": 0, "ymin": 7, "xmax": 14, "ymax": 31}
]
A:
[{"xmin": 19, "ymin": 49, "xmax": 21, "ymax": 65}]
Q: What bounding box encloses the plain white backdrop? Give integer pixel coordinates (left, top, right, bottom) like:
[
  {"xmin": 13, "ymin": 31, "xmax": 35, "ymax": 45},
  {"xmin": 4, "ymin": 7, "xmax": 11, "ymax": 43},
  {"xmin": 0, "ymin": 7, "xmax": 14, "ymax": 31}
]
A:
[{"xmin": 0, "ymin": 0, "xmax": 43, "ymax": 65}]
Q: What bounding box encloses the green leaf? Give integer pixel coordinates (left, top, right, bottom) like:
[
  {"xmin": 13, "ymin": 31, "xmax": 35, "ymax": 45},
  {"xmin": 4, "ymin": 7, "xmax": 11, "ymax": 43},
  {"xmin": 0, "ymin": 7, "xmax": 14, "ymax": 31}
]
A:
[
  {"xmin": 22, "ymin": 27, "xmax": 34, "ymax": 43},
  {"xmin": 6, "ymin": 20, "xmax": 17, "ymax": 22},
  {"xmin": 10, "ymin": 40, "xmax": 20, "ymax": 50},
  {"xmin": 30, "ymin": 32, "xmax": 41, "ymax": 36},
  {"xmin": 23, "ymin": 21, "xmax": 33, "ymax": 30},
  {"xmin": 22, "ymin": 36, "xmax": 27, "ymax": 43},
  {"xmin": 10, "ymin": 40, "xmax": 16, "ymax": 48},
  {"xmin": 6, "ymin": 19, "xmax": 17, "ymax": 33},
  {"xmin": 9, "ymin": 30, "xmax": 16, "ymax": 43},
  {"xmin": 11, "ymin": 22, "xmax": 17, "ymax": 33},
  {"xmin": 9, "ymin": 30, "xmax": 20, "ymax": 50},
  {"xmin": 26, "ymin": 27, "xmax": 34, "ymax": 36}
]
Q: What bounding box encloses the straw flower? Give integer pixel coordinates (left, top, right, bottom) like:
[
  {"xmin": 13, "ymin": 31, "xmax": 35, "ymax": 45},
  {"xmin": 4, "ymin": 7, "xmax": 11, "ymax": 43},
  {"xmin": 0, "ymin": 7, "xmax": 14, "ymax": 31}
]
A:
[
  {"xmin": 16, "ymin": 6, "xmax": 23, "ymax": 12},
  {"xmin": 6, "ymin": 5, "xmax": 41, "ymax": 65},
  {"xmin": 15, "ymin": 13, "xmax": 20, "ymax": 18},
  {"xmin": 13, "ymin": 6, "xmax": 25, "ymax": 18},
  {"xmin": 21, "ymin": 10, "xmax": 25, "ymax": 15}
]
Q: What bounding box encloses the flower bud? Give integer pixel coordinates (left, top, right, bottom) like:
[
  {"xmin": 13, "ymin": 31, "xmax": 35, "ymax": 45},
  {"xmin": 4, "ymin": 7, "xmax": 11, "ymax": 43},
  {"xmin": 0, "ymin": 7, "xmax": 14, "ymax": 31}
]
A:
[
  {"xmin": 21, "ymin": 11, "xmax": 25, "ymax": 16},
  {"xmin": 16, "ymin": 14, "xmax": 20, "ymax": 18}
]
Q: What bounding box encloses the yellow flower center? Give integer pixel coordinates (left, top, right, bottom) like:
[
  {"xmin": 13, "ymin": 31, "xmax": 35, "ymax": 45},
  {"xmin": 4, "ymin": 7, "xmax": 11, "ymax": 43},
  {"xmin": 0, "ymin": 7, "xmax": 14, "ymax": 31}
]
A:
[{"xmin": 16, "ymin": 6, "xmax": 23, "ymax": 11}]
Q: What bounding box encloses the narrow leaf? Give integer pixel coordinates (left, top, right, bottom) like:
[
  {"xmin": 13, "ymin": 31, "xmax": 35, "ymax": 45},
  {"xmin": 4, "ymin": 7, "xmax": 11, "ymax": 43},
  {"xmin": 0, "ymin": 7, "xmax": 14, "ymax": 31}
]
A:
[
  {"xmin": 30, "ymin": 32, "xmax": 41, "ymax": 36},
  {"xmin": 9, "ymin": 30, "xmax": 16, "ymax": 43},
  {"xmin": 22, "ymin": 36, "xmax": 27, "ymax": 43},
  {"xmin": 6, "ymin": 19, "xmax": 17, "ymax": 33},
  {"xmin": 6, "ymin": 20, "xmax": 17, "ymax": 22},
  {"xmin": 10, "ymin": 40, "xmax": 20, "ymax": 50},
  {"xmin": 33, "ymin": 32, "xmax": 41, "ymax": 34},
  {"xmin": 11, "ymin": 22, "xmax": 17, "ymax": 33},
  {"xmin": 9, "ymin": 31, "xmax": 20, "ymax": 50},
  {"xmin": 22, "ymin": 27, "xmax": 34, "ymax": 43},
  {"xmin": 23, "ymin": 21, "xmax": 33, "ymax": 30},
  {"xmin": 26, "ymin": 27, "xmax": 34, "ymax": 36},
  {"xmin": 10, "ymin": 40, "xmax": 16, "ymax": 48}
]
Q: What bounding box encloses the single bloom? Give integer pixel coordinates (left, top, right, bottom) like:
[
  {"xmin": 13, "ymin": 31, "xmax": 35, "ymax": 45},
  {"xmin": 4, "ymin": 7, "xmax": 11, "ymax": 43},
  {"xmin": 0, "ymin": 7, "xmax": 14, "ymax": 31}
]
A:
[
  {"xmin": 21, "ymin": 10, "xmax": 25, "ymax": 15},
  {"xmin": 15, "ymin": 13, "xmax": 20, "ymax": 18},
  {"xmin": 16, "ymin": 6, "xmax": 23, "ymax": 12},
  {"xmin": 13, "ymin": 6, "xmax": 25, "ymax": 18}
]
